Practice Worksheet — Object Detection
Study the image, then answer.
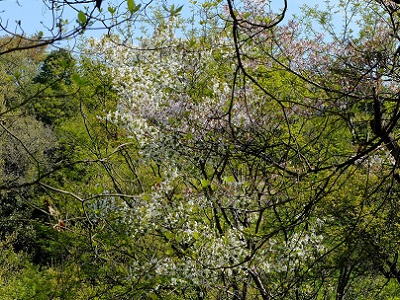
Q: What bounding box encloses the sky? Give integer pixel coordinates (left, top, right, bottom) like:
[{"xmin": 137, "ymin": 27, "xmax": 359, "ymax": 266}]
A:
[{"xmin": 0, "ymin": 0, "xmax": 320, "ymax": 46}]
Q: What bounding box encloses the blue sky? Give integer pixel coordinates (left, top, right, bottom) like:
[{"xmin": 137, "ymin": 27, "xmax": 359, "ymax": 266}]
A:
[{"xmin": 0, "ymin": 0, "xmax": 320, "ymax": 43}]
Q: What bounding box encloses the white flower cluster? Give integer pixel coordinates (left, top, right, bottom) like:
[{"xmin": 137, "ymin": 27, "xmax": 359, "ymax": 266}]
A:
[{"xmin": 84, "ymin": 25, "xmax": 261, "ymax": 149}]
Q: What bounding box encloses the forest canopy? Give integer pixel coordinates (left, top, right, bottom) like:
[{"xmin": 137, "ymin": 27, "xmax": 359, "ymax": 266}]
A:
[{"xmin": 2, "ymin": 0, "xmax": 400, "ymax": 299}]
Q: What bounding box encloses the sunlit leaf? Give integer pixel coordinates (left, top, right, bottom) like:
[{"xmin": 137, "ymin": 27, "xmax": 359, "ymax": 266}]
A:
[
  {"xmin": 127, "ymin": 0, "xmax": 134, "ymax": 13},
  {"xmin": 77, "ymin": 11, "xmax": 86, "ymax": 24}
]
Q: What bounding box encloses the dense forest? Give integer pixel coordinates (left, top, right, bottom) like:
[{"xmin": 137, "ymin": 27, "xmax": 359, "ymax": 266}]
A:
[{"xmin": 2, "ymin": 0, "xmax": 400, "ymax": 298}]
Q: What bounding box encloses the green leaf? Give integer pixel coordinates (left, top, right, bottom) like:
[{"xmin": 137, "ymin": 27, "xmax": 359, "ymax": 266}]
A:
[
  {"xmin": 108, "ymin": 6, "xmax": 116, "ymax": 14},
  {"xmin": 162, "ymin": 4, "xmax": 183, "ymax": 17},
  {"xmin": 201, "ymin": 179, "xmax": 210, "ymax": 188},
  {"xmin": 175, "ymin": 5, "xmax": 183, "ymax": 14},
  {"xmin": 127, "ymin": 0, "xmax": 134, "ymax": 13},
  {"xmin": 14, "ymin": 70, "xmax": 21, "ymax": 80},
  {"xmin": 77, "ymin": 11, "xmax": 86, "ymax": 24},
  {"xmin": 223, "ymin": 176, "xmax": 235, "ymax": 183},
  {"xmin": 164, "ymin": 231, "xmax": 174, "ymax": 240},
  {"xmin": 134, "ymin": 4, "xmax": 141, "ymax": 13},
  {"xmin": 141, "ymin": 193, "xmax": 150, "ymax": 201},
  {"xmin": 71, "ymin": 74, "xmax": 88, "ymax": 86},
  {"xmin": 163, "ymin": 4, "xmax": 170, "ymax": 12},
  {"xmin": 165, "ymin": 248, "xmax": 174, "ymax": 256}
]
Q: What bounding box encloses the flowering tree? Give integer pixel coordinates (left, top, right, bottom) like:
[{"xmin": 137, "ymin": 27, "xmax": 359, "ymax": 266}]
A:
[
  {"xmin": 73, "ymin": 0, "xmax": 400, "ymax": 298},
  {"xmin": 3, "ymin": 0, "xmax": 400, "ymax": 299}
]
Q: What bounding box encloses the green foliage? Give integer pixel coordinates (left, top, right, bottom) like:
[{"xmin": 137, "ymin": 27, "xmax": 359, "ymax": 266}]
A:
[
  {"xmin": 3, "ymin": 0, "xmax": 400, "ymax": 299},
  {"xmin": 28, "ymin": 49, "xmax": 79, "ymax": 125},
  {"xmin": 127, "ymin": 0, "xmax": 141, "ymax": 14}
]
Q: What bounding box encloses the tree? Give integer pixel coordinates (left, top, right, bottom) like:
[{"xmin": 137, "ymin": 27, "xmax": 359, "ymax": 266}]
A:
[
  {"xmin": 28, "ymin": 49, "xmax": 79, "ymax": 125},
  {"xmin": 72, "ymin": 0, "xmax": 400, "ymax": 298},
  {"xmin": 0, "ymin": 0, "xmax": 172, "ymax": 55},
  {"xmin": 76, "ymin": 6, "xmax": 331, "ymax": 298},
  {"xmin": 4, "ymin": 0, "xmax": 400, "ymax": 299}
]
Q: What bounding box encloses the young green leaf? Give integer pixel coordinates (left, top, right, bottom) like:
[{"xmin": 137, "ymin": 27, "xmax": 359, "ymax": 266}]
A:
[
  {"xmin": 223, "ymin": 176, "xmax": 235, "ymax": 183},
  {"xmin": 77, "ymin": 11, "xmax": 86, "ymax": 24},
  {"xmin": 127, "ymin": 0, "xmax": 134, "ymax": 13},
  {"xmin": 71, "ymin": 74, "xmax": 88, "ymax": 86},
  {"xmin": 108, "ymin": 6, "xmax": 116, "ymax": 14},
  {"xmin": 201, "ymin": 179, "xmax": 210, "ymax": 188},
  {"xmin": 164, "ymin": 231, "xmax": 174, "ymax": 240},
  {"xmin": 174, "ymin": 5, "xmax": 183, "ymax": 15}
]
